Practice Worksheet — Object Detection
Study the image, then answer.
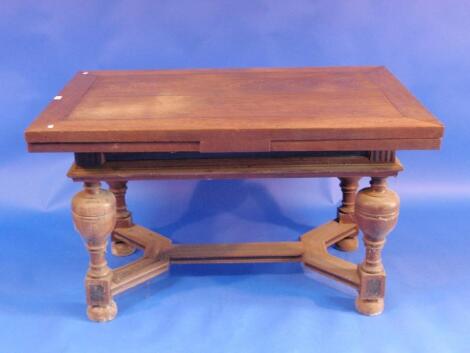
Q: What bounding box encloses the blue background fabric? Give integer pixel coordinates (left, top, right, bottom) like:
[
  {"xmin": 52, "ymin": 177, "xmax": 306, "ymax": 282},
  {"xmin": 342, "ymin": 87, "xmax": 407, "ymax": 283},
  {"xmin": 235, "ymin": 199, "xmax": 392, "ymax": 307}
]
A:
[{"xmin": 1, "ymin": 1, "xmax": 469, "ymax": 352}]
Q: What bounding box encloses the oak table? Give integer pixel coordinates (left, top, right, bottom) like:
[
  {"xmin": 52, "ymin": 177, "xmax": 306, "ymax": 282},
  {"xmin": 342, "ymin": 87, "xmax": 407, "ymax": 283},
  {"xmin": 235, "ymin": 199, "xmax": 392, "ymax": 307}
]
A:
[{"xmin": 25, "ymin": 67, "xmax": 443, "ymax": 322}]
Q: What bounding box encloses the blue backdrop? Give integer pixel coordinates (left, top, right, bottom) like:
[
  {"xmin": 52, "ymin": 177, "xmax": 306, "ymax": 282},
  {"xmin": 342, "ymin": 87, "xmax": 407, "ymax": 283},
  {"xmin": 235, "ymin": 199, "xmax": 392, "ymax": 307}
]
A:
[{"xmin": 1, "ymin": 1, "xmax": 469, "ymax": 352}]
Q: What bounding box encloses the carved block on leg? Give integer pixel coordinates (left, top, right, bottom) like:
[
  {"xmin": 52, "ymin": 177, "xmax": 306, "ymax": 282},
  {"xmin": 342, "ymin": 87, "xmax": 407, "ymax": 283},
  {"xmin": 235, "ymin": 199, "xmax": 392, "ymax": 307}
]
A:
[
  {"xmin": 356, "ymin": 271, "xmax": 385, "ymax": 316},
  {"xmin": 355, "ymin": 177, "xmax": 399, "ymax": 316},
  {"xmin": 72, "ymin": 182, "xmax": 118, "ymax": 322},
  {"xmin": 108, "ymin": 181, "xmax": 136, "ymax": 257},
  {"xmin": 86, "ymin": 276, "xmax": 117, "ymax": 322},
  {"xmin": 335, "ymin": 177, "xmax": 360, "ymax": 252}
]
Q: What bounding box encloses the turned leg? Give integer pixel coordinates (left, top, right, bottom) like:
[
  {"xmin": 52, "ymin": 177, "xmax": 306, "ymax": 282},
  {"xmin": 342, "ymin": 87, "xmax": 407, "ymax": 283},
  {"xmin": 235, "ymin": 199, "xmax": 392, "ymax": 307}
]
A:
[
  {"xmin": 335, "ymin": 177, "xmax": 360, "ymax": 251},
  {"xmin": 355, "ymin": 177, "xmax": 400, "ymax": 316},
  {"xmin": 72, "ymin": 182, "xmax": 118, "ymax": 322},
  {"xmin": 107, "ymin": 181, "xmax": 136, "ymax": 256}
]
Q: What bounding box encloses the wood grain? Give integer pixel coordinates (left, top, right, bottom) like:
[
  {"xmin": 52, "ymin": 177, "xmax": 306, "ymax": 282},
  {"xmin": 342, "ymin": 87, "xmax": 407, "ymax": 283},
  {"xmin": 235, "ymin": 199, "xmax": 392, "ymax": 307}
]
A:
[
  {"xmin": 355, "ymin": 177, "xmax": 400, "ymax": 316},
  {"xmin": 168, "ymin": 242, "xmax": 304, "ymax": 263},
  {"xmin": 335, "ymin": 177, "xmax": 360, "ymax": 251},
  {"xmin": 27, "ymin": 66, "xmax": 440, "ymax": 320},
  {"xmin": 67, "ymin": 155, "xmax": 403, "ymax": 181},
  {"xmin": 71, "ymin": 182, "xmax": 117, "ymax": 322},
  {"xmin": 25, "ymin": 67, "xmax": 443, "ymax": 153},
  {"xmin": 112, "ymin": 221, "xmax": 360, "ymax": 285}
]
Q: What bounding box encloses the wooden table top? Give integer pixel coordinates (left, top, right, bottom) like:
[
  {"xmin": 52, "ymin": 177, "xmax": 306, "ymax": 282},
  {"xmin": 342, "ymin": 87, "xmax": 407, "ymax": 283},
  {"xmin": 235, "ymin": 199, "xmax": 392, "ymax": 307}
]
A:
[{"xmin": 25, "ymin": 67, "xmax": 443, "ymax": 153}]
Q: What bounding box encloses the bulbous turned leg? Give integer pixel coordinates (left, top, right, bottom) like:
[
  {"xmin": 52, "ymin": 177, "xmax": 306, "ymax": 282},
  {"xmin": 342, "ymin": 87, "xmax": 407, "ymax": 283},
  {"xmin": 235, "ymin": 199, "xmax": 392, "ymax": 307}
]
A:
[
  {"xmin": 107, "ymin": 181, "xmax": 136, "ymax": 257},
  {"xmin": 335, "ymin": 177, "xmax": 360, "ymax": 252},
  {"xmin": 355, "ymin": 177, "xmax": 400, "ymax": 316},
  {"xmin": 72, "ymin": 182, "xmax": 118, "ymax": 322}
]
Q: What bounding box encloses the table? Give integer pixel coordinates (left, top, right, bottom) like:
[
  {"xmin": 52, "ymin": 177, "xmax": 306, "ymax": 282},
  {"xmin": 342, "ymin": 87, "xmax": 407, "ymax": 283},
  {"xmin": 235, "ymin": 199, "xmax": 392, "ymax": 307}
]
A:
[{"xmin": 25, "ymin": 67, "xmax": 444, "ymax": 322}]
